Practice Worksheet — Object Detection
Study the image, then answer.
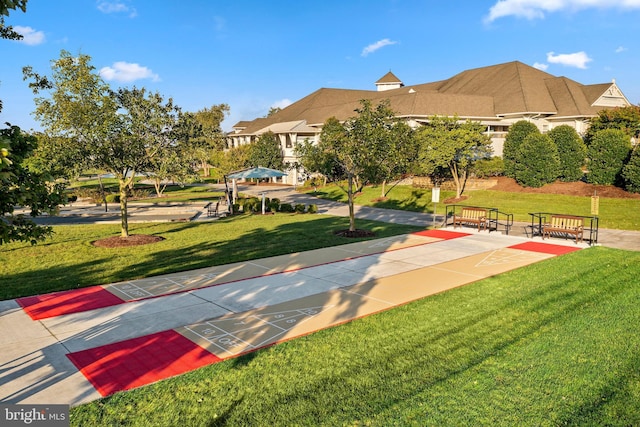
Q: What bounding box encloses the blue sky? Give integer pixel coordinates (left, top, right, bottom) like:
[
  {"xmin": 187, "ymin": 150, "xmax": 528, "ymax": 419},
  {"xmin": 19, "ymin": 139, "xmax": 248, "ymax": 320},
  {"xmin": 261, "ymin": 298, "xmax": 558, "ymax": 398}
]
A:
[{"xmin": 1, "ymin": 0, "xmax": 640, "ymax": 132}]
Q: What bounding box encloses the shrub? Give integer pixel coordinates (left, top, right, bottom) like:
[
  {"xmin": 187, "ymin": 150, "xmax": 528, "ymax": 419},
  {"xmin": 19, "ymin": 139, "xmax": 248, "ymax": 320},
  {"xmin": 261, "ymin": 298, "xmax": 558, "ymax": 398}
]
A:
[
  {"xmin": 279, "ymin": 203, "xmax": 294, "ymax": 213},
  {"xmin": 586, "ymin": 129, "xmax": 631, "ymax": 185},
  {"xmin": 514, "ymin": 133, "xmax": 559, "ymax": 187},
  {"xmin": 129, "ymin": 188, "xmax": 151, "ymax": 200},
  {"xmin": 548, "ymin": 125, "xmax": 586, "ymax": 182},
  {"xmin": 471, "ymin": 157, "xmax": 504, "ymax": 178},
  {"xmin": 294, "ymin": 203, "xmax": 306, "ymax": 213},
  {"xmin": 105, "ymin": 194, "xmax": 120, "ymax": 203},
  {"xmin": 268, "ymin": 201, "xmax": 280, "ymax": 212},
  {"xmin": 242, "ymin": 197, "xmax": 261, "ymax": 213},
  {"xmin": 307, "ymin": 204, "xmax": 318, "ymax": 214},
  {"xmin": 503, "ymin": 120, "xmax": 540, "ymax": 178},
  {"xmin": 622, "ymin": 146, "xmax": 640, "ymax": 193}
]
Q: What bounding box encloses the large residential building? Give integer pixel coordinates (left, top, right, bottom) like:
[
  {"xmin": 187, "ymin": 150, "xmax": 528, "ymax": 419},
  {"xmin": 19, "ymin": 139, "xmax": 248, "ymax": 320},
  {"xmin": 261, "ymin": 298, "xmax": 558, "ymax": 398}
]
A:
[{"xmin": 227, "ymin": 61, "xmax": 631, "ymax": 184}]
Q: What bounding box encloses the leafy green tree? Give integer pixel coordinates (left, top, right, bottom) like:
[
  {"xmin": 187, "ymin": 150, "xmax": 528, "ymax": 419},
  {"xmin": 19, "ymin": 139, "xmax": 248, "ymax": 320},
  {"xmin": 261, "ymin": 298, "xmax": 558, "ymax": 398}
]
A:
[
  {"xmin": 585, "ymin": 105, "xmax": 640, "ymax": 145},
  {"xmin": 247, "ymin": 131, "xmax": 284, "ymax": 171},
  {"xmin": 375, "ymin": 120, "xmax": 417, "ymax": 198},
  {"xmin": 185, "ymin": 104, "xmax": 229, "ymax": 177},
  {"xmin": 313, "ymin": 99, "xmax": 406, "ymax": 232},
  {"xmin": 586, "ymin": 129, "xmax": 631, "ymax": 185},
  {"xmin": 415, "ymin": 115, "xmax": 492, "ymax": 198},
  {"xmin": 622, "ymin": 146, "xmax": 640, "ymax": 193},
  {"xmin": 503, "ymin": 120, "xmax": 540, "ymax": 178},
  {"xmin": 24, "ymin": 51, "xmax": 185, "ymax": 237},
  {"xmin": 513, "ymin": 133, "xmax": 559, "ymax": 187},
  {"xmin": 0, "ymin": 125, "xmax": 66, "ymax": 244},
  {"xmin": 0, "ymin": 0, "xmax": 26, "ymax": 16},
  {"xmin": 548, "ymin": 125, "xmax": 586, "ymax": 182},
  {"xmin": 220, "ymin": 144, "xmax": 250, "ymax": 175},
  {"xmin": 294, "ymin": 137, "xmax": 342, "ymax": 186}
]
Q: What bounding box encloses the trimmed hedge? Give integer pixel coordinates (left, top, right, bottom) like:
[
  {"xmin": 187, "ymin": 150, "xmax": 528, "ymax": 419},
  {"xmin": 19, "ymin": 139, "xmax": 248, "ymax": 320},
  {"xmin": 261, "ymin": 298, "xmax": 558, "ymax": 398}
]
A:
[
  {"xmin": 503, "ymin": 120, "xmax": 540, "ymax": 178},
  {"xmin": 587, "ymin": 129, "xmax": 631, "ymax": 185},
  {"xmin": 622, "ymin": 146, "xmax": 640, "ymax": 193},
  {"xmin": 471, "ymin": 157, "xmax": 504, "ymax": 178},
  {"xmin": 514, "ymin": 133, "xmax": 559, "ymax": 187},
  {"xmin": 548, "ymin": 125, "xmax": 586, "ymax": 182}
]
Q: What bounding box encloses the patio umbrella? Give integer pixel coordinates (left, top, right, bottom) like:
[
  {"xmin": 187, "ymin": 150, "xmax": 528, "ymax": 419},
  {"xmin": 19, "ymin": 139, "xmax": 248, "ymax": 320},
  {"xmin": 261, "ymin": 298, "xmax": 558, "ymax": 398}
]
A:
[{"xmin": 225, "ymin": 167, "xmax": 288, "ymax": 180}]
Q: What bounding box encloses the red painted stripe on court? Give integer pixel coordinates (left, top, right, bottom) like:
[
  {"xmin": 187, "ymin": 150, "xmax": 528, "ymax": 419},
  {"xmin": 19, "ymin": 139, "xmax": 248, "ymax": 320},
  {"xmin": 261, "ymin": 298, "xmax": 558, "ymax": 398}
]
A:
[
  {"xmin": 509, "ymin": 241, "xmax": 582, "ymax": 255},
  {"xmin": 66, "ymin": 330, "xmax": 221, "ymax": 397},
  {"xmin": 16, "ymin": 287, "xmax": 125, "ymax": 320},
  {"xmin": 412, "ymin": 229, "xmax": 470, "ymax": 239}
]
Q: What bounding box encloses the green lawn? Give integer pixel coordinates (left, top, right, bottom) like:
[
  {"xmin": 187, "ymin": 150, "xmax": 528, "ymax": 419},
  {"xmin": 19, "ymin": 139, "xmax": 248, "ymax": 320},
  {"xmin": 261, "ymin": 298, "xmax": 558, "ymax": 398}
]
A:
[
  {"xmin": 69, "ymin": 247, "xmax": 640, "ymax": 426},
  {"xmin": 0, "ymin": 214, "xmax": 421, "ymax": 300},
  {"xmin": 310, "ymin": 184, "xmax": 640, "ymax": 230}
]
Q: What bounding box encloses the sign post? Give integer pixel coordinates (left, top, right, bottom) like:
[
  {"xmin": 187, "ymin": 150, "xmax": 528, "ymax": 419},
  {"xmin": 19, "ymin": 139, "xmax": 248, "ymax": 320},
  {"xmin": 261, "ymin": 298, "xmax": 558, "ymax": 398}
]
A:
[{"xmin": 432, "ymin": 187, "xmax": 440, "ymax": 227}]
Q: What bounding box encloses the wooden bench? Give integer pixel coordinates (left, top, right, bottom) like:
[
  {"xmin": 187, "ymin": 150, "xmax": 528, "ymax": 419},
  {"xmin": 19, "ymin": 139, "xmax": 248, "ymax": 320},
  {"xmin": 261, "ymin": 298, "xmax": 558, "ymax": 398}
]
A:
[
  {"xmin": 453, "ymin": 207, "xmax": 488, "ymax": 231},
  {"xmin": 542, "ymin": 215, "xmax": 584, "ymax": 243}
]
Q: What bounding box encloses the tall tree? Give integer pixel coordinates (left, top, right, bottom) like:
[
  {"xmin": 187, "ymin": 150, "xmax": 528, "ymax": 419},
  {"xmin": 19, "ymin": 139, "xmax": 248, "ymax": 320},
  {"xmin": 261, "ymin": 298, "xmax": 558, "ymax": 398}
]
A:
[
  {"xmin": 415, "ymin": 115, "xmax": 492, "ymax": 199},
  {"xmin": 24, "ymin": 50, "xmax": 184, "ymax": 237},
  {"xmin": 247, "ymin": 131, "xmax": 284, "ymax": 170},
  {"xmin": 585, "ymin": 105, "xmax": 640, "ymax": 145},
  {"xmin": 1, "ymin": 1, "xmax": 69, "ymax": 245},
  {"xmin": 113, "ymin": 87, "xmax": 184, "ymax": 211},
  {"xmin": 313, "ymin": 99, "xmax": 404, "ymax": 232},
  {"xmin": 187, "ymin": 104, "xmax": 229, "ymax": 177},
  {"xmin": 0, "ymin": 125, "xmax": 65, "ymax": 244},
  {"xmin": 375, "ymin": 120, "xmax": 417, "ymax": 198}
]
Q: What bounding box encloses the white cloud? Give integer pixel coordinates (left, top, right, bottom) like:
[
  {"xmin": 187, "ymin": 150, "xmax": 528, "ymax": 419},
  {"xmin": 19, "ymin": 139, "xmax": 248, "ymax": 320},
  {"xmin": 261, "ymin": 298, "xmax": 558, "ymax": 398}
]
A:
[
  {"xmin": 546, "ymin": 51, "xmax": 592, "ymax": 69},
  {"xmin": 485, "ymin": 0, "xmax": 640, "ymax": 23},
  {"xmin": 99, "ymin": 62, "xmax": 160, "ymax": 83},
  {"xmin": 361, "ymin": 38, "xmax": 398, "ymax": 57},
  {"xmin": 533, "ymin": 62, "xmax": 549, "ymax": 71},
  {"xmin": 271, "ymin": 98, "xmax": 292, "ymax": 110},
  {"xmin": 97, "ymin": 1, "xmax": 137, "ymax": 18},
  {"xmin": 12, "ymin": 26, "xmax": 45, "ymax": 45},
  {"xmin": 615, "ymin": 46, "xmax": 628, "ymax": 53}
]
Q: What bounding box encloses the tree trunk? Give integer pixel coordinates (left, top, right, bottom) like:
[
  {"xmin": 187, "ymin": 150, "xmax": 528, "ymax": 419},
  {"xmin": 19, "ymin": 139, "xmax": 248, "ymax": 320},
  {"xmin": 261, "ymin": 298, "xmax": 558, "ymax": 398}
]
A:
[
  {"xmin": 119, "ymin": 180, "xmax": 129, "ymax": 238},
  {"xmin": 347, "ymin": 174, "xmax": 356, "ymax": 232},
  {"xmin": 381, "ymin": 179, "xmax": 387, "ymax": 198},
  {"xmin": 201, "ymin": 160, "xmax": 210, "ymax": 178},
  {"xmin": 153, "ymin": 177, "xmax": 167, "ymax": 197}
]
